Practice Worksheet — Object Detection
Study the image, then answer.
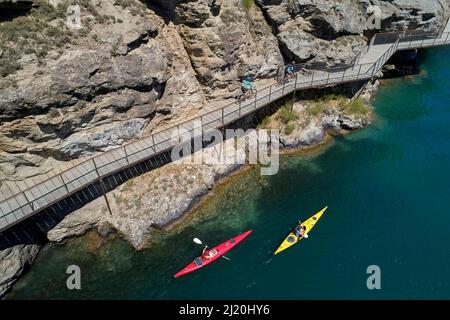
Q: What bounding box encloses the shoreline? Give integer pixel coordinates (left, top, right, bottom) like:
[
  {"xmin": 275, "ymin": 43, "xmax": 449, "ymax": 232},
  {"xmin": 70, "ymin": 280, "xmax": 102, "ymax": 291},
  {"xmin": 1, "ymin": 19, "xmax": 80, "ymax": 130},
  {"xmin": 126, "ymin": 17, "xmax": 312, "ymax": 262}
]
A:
[{"xmin": 164, "ymin": 132, "xmax": 340, "ymax": 234}]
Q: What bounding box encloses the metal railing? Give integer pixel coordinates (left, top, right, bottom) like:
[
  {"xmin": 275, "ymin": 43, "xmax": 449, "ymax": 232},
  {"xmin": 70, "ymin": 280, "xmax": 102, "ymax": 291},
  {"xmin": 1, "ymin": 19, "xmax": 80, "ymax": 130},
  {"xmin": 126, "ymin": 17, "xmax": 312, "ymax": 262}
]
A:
[
  {"xmin": 275, "ymin": 49, "xmax": 367, "ymax": 82},
  {"xmin": 1, "ymin": 24, "xmax": 450, "ymax": 232}
]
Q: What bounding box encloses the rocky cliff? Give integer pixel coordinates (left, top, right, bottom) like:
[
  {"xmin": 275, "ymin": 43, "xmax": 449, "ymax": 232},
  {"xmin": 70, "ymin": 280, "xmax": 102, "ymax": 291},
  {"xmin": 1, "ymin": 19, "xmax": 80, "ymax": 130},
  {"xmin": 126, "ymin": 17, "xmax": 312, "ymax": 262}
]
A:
[{"xmin": 0, "ymin": 0, "xmax": 448, "ymax": 297}]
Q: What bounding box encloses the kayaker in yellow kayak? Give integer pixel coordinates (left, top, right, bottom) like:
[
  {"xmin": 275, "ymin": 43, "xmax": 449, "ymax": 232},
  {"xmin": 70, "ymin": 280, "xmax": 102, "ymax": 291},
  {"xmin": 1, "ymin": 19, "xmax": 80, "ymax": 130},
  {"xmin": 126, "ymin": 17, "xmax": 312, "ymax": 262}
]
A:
[
  {"xmin": 274, "ymin": 207, "xmax": 327, "ymax": 255},
  {"xmin": 294, "ymin": 223, "xmax": 308, "ymax": 239}
]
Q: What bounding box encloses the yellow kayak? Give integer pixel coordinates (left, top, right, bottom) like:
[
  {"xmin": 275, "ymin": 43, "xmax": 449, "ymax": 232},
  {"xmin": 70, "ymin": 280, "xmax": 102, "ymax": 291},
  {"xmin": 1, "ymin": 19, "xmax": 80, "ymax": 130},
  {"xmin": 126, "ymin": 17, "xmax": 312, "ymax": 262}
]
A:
[{"xmin": 274, "ymin": 206, "xmax": 328, "ymax": 255}]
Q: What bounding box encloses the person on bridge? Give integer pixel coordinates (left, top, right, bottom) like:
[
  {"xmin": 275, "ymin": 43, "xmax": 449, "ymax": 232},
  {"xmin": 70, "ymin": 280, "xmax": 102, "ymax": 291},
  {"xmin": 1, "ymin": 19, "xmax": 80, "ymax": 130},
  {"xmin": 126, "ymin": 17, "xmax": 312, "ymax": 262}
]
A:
[
  {"xmin": 241, "ymin": 76, "xmax": 256, "ymax": 94},
  {"xmin": 285, "ymin": 61, "xmax": 295, "ymax": 78}
]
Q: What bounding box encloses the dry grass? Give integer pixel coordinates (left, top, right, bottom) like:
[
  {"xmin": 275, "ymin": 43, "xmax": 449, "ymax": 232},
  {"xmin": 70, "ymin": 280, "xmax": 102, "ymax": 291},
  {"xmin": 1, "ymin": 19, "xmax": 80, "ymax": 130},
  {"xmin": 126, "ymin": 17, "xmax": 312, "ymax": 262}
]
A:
[{"xmin": 341, "ymin": 98, "xmax": 370, "ymax": 115}]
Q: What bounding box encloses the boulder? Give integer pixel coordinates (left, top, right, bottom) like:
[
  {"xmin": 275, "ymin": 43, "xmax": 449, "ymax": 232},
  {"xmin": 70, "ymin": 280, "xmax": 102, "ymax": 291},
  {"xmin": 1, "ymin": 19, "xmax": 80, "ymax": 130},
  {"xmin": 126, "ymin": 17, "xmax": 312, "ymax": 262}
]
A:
[
  {"xmin": 47, "ymin": 197, "xmax": 104, "ymax": 242},
  {"xmin": 0, "ymin": 244, "xmax": 40, "ymax": 297},
  {"xmin": 280, "ymin": 120, "xmax": 326, "ymax": 148},
  {"xmin": 338, "ymin": 114, "xmax": 364, "ymax": 130}
]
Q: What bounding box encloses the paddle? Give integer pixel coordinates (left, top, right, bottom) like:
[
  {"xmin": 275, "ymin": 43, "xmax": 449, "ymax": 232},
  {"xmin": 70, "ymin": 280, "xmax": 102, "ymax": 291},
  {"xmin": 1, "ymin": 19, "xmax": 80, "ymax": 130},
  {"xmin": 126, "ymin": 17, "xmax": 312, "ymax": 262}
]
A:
[{"xmin": 193, "ymin": 238, "xmax": 232, "ymax": 261}]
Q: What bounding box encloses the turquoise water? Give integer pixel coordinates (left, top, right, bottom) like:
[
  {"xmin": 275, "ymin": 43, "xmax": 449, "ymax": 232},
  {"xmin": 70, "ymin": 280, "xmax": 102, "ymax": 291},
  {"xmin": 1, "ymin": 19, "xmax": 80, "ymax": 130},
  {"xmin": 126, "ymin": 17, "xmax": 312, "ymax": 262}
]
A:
[{"xmin": 8, "ymin": 47, "xmax": 450, "ymax": 299}]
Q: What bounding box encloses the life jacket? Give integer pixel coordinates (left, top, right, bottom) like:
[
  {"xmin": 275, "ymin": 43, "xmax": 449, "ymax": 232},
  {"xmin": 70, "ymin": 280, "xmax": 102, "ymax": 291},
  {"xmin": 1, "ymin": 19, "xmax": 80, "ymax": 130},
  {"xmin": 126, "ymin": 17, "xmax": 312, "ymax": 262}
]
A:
[{"xmin": 242, "ymin": 80, "xmax": 254, "ymax": 90}]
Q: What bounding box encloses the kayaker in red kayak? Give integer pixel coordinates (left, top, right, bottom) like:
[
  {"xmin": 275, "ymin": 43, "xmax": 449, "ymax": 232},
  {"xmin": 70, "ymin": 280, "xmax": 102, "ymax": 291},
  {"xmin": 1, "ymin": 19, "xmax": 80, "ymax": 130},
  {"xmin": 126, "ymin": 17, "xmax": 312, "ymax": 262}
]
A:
[
  {"xmin": 202, "ymin": 247, "xmax": 219, "ymax": 260},
  {"xmin": 174, "ymin": 230, "xmax": 252, "ymax": 278}
]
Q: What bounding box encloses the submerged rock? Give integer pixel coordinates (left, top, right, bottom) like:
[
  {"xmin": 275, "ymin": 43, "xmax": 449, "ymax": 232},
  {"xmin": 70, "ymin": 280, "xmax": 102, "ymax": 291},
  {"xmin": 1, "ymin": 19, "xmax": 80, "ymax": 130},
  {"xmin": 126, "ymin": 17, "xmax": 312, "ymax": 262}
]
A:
[{"xmin": 0, "ymin": 244, "xmax": 40, "ymax": 297}]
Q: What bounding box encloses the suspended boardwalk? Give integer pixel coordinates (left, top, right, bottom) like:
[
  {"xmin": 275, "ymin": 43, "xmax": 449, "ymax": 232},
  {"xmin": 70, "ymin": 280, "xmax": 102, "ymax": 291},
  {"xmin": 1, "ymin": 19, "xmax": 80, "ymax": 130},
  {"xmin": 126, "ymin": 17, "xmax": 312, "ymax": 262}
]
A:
[{"xmin": 1, "ymin": 22, "xmax": 450, "ymax": 233}]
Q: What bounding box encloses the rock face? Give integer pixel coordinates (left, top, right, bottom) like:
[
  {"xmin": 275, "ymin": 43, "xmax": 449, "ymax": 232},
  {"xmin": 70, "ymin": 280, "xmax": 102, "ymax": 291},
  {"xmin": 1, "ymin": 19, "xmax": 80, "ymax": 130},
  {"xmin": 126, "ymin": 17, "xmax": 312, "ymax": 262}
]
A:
[
  {"xmin": 377, "ymin": 0, "xmax": 445, "ymax": 32},
  {"xmin": 258, "ymin": 0, "xmax": 449, "ymax": 63},
  {"xmin": 47, "ymin": 197, "xmax": 104, "ymax": 242},
  {"xmin": 0, "ymin": 244, "xmax": 40, "ymax": 296},
  {"xmin": 175, "ymin": 0, "xmax": 283, "ymax": 99},
  {"xmin": 260, "ymin": 0, "xmax": 370, "ymax": 64}
]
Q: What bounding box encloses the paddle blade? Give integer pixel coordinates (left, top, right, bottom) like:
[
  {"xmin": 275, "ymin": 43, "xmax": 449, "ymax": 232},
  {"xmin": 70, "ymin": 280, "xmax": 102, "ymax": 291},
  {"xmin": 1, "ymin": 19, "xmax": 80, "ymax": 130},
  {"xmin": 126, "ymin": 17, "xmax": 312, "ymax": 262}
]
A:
[
  {"xmin": 193, "ymin": 238, "xmax": 203, "ymax": 245},
  {"xmin": 221, "ymin": 255, "xmax": 232, "ymax": 261}
]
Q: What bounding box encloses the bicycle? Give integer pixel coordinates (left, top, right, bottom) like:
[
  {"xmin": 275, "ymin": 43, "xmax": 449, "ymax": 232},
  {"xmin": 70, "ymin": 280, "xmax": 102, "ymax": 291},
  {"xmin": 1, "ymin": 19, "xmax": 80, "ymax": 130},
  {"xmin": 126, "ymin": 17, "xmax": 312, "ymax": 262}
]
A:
[
  {"xmin": 278, "ymin": 71, "xmax": 295, "ymax": 85},
  {"xmin": 299, "ymin": 67, "xmax": 312, "ymax": 76},
  {"xmin": 237, "ymin": 87, "xmax": 257, "ymax": 102}
]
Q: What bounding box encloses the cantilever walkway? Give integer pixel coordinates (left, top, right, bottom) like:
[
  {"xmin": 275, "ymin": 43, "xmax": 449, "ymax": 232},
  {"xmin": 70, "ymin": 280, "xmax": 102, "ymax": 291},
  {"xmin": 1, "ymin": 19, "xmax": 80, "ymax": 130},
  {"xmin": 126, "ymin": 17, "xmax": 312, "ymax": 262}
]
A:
[{"xmin": 1, "ymin": 21, "xmax": 450, "ymax": 233}]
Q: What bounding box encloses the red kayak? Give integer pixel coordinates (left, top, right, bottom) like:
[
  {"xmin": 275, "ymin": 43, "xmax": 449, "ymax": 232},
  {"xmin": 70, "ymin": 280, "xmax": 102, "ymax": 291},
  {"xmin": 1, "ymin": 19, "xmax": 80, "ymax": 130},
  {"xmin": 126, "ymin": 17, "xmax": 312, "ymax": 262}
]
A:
[{"xmin": 174, "ymin": 230, "xmax": 253, "ymax": 278}]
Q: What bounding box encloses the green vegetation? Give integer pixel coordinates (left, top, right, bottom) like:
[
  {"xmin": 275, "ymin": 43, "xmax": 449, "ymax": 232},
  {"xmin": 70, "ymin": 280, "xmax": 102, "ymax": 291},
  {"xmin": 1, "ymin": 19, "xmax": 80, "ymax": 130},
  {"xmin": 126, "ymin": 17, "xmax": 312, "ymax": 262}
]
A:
[
  {"xmin": 113, "ymin": 194, "xmax": 123, "ymax": 204},
  {"xmin": 0, "ymin": 47, "xmax": 21, "ymax": 77},
  {"xmin": 341, "ymin": 98, "xmax": 370, "ymax": 115},
  {"xmin": 305, "ymin": 93, "xmax": 348, "ymax": 116},
  {"xmin": 284, "ymin": 123, "xmax": 296, "ymax": 135},
  {"xmin": 277, "ymin": 103, "xmax": 298, "ymax": 124},
  {"xmin": 126, "ymin": 179, "xmax": 135, "ymax": 188},
  {"xmin": 0, "ymin": 0, "xmax": 141, "ymax": 77},
  {"xmin": 241, "ymin": 0, "xmax": 254, "ymax": 10},
  {"xmin": 323, "ymin": 93, "xmax": 340, "ymax": 102},
  {"xmin": 258, "ymin": 116, "xmax": 270, "ymax": 128},
  {"xmin": 274, "ymin": 100, "xmax": 299, "ymax": 135},
  {"xmin": 0, "ymin": 1, "xmax": 73, "ymax": 76},
  {"xmin": 306, "ymin": 103, "xmax": 325, "ymax": 116}
]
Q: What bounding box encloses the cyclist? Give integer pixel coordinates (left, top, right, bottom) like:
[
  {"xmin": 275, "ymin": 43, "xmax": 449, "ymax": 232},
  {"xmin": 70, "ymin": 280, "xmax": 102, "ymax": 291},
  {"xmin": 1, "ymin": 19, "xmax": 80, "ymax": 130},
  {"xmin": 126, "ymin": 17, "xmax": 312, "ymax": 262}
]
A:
[
  {"xmin": 285, "ymin": 61, "xmax": 295, "ymax": 79},
  {"xmin": 241, "ymin": 76, "xmax": 256, "ymax": 99}
]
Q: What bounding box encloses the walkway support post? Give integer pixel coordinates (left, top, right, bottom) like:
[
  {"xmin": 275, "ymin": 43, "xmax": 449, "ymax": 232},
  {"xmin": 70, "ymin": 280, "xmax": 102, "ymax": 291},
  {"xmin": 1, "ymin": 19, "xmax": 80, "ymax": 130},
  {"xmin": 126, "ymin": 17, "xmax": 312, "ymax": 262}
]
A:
[
  {"xmin": 356, "ymin": 64, "xmax": 362, "ymax": 80},
  {"xmin": 221, "ymin": 107, "xmax": 224, "ymax": 126},
  {"xmin": 59, "ymin": 173, "xmax": 70, "ymax": 194},
  {"xmin": 123, "ymin": 146, "xmax": 130, "ymax": 165},
  {"xmin": 291, "ymin": 73, "xmax": 298, "ymax": 112},
  {"xmin": 92, "ymin": 159, "xmax": 113, "ymax": 216}
]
